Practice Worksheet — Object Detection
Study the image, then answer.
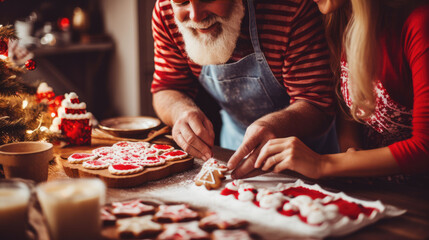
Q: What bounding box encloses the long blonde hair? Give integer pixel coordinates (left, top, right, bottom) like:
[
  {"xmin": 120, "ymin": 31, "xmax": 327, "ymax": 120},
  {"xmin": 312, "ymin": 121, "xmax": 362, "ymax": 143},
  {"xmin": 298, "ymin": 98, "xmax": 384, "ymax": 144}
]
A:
[{"xmin": 324, "ymin": 0, "xmax": 422, "ymax": 121}]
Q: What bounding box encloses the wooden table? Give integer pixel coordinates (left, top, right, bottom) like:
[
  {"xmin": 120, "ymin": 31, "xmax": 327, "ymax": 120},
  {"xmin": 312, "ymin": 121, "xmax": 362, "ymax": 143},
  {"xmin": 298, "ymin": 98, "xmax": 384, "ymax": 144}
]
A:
[{"xmin": 32, "ymin": 138, "xmax": 429, "ymax": 240}]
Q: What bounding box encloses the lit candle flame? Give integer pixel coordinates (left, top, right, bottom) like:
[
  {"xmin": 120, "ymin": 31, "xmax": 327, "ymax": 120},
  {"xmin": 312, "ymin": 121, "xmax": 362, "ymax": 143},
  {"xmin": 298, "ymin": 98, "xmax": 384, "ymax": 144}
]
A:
[{"xmin": 22, "ymin": 99, "xmax": 29, "ymax": 109}]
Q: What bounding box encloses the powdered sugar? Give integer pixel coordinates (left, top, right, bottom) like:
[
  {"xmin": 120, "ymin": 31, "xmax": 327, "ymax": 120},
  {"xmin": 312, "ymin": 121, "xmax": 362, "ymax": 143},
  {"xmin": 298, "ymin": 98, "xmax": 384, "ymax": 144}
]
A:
[{"xmin": 104, "ymin": 158, "xmax": 404, "ymax": 239}]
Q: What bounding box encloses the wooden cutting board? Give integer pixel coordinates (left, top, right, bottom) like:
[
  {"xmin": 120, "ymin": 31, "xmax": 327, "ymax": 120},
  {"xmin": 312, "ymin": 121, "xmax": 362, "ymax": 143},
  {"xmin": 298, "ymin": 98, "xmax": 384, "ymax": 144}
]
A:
[{"xmin": 60, "ymin": 153, "xmax": 194, "ymax": 188}]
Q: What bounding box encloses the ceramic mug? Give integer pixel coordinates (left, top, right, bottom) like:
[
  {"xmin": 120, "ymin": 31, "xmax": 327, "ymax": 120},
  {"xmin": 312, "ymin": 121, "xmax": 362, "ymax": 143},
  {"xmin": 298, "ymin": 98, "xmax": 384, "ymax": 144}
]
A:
[{"xmin": 0, "ymin": 141, "xmax": 53, "ymax": 182}]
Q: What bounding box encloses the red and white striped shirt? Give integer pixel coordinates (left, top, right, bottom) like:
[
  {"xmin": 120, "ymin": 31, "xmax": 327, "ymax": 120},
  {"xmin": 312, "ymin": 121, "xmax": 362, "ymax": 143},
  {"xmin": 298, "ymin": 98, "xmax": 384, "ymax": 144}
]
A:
[{"xmin": 152, "ymin": 0, "xmax": 335, "ymax": 112}]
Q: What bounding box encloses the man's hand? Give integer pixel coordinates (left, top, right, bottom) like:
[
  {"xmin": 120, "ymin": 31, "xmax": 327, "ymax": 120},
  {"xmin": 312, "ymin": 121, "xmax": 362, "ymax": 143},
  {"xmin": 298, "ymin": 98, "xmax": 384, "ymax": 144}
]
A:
[
  {"xmin": 153, "ymin": 90, "xmax": 215, "ymax": 161},
  {"xmin": 227, "ymin": 121, "xmax": 276, "ymax": 179},
  {"xmin": 172, "ymin": 109, "xmax": 215, "ymax": 161}
]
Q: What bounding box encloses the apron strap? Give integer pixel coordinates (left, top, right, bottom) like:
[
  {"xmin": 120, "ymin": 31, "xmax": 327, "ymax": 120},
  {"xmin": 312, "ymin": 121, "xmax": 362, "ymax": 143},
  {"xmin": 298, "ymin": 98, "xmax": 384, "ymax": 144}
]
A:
[{"xmin": 247, "ymin": 0, "xmax": 264, "ymax": 62}]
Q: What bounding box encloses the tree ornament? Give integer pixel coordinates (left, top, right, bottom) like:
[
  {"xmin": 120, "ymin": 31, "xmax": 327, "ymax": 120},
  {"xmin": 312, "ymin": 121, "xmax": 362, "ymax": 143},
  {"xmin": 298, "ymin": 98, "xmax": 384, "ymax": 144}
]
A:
[
  {"xmin": 0, "ymin": 38, "xmax": 8, "ymax": 56},
  {"xmin": 25, "ymin": 59, "xmax": 36, "ymax": 70}
]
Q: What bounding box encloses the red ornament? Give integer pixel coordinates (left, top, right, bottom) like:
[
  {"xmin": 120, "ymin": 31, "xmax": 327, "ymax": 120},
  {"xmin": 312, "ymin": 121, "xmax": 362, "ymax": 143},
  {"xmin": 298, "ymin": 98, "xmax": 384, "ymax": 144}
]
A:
[
  {"xmin": 61, "ymin": 119, "xmax": 92, "ymax": 145},
  {"xmin": 0, "ymin": 38, "xmax": 8, "ymax": 56},
  {"xmin": 25, "ymin": 59, "xmax": 37, "ymax": 70}
]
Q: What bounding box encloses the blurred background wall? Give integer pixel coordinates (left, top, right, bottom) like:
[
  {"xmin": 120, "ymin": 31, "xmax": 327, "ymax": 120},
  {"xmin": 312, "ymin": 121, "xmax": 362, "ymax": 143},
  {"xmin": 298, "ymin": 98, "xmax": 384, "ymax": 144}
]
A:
[{"xmin": 0, "ymin": 0, "xmax": 157, "ymax": 121}]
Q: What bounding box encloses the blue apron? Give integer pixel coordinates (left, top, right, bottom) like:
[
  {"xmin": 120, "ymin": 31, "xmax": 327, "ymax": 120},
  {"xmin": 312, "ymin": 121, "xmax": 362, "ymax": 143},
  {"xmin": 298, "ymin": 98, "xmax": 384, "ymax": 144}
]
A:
[{"xmin": 198, "ymin": 0, "xmax": 339, "ymax": 154}]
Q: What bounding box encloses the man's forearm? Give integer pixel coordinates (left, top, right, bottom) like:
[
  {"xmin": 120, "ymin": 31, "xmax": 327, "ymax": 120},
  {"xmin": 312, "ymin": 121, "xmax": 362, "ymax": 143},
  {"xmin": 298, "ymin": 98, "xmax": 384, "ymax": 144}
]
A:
[
  {"xmin": 152, "ymin": 90, "xmax": 198, "ymax": 126},
  {"xmin": 256, "ymin": 100, "xmax": 333, "ymax": 140}
]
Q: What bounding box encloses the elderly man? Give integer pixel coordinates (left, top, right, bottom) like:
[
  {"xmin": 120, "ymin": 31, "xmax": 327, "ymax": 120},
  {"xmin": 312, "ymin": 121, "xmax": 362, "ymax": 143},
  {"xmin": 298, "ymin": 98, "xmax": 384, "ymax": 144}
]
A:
[{"xmin": 151, "ymin": 0, "xmax": 338, "ymax": 178}]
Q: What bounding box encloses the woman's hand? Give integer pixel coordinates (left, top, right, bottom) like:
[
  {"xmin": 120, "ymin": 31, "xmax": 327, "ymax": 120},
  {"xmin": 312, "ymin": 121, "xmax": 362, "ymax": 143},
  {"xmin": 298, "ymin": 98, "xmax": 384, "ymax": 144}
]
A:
[{"xmin": 254, "ymin": 137, "xmax": 325, "ymax": 179}]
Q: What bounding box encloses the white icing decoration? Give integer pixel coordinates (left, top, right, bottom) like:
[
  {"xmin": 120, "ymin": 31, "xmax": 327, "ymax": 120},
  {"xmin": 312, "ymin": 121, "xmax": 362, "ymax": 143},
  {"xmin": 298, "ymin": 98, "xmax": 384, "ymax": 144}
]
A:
[
  {"xmin": 61, "ymin": 99, "xmax": 86, "ymax": 109},
  {"xmin": 237, "ymin": 189, "xmax": 255, "ymax": 202},
  {"xmin": 64, "ymin": 92, "xmax": 78, "ymax": 100},
  {"xmin": 37, "ymin": 82, "xmax": 53, "ymax": 93},
  {"xmin": 259, "ymin": 192, "xmax": 285, "ymax": 209}
]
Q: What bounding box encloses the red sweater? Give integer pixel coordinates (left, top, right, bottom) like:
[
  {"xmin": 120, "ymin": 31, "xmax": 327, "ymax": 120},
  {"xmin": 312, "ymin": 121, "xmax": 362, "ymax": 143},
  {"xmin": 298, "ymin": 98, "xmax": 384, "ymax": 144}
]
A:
[
  {"xmin": 363, "ymin": 4, "xmax": 429, "ymax": 173},
  {"xmin": 389, "ymin": 4, "xmax": 429, "ymax": 173}
]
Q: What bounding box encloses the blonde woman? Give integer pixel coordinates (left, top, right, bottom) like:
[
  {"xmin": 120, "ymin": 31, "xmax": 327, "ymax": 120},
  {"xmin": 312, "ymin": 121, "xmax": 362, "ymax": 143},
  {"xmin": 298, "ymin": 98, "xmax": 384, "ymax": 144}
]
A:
[{"xmin": 229, "ymin": 0, "xmax": 429, "ymax": 179}]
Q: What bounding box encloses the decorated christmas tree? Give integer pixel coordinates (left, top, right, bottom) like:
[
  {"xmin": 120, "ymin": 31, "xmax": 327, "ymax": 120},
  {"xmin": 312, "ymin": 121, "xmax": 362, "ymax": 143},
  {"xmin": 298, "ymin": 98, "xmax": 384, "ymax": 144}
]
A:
[{"xmin": 0, "ymin": 25, "xmax": 55, "ymax": 144}]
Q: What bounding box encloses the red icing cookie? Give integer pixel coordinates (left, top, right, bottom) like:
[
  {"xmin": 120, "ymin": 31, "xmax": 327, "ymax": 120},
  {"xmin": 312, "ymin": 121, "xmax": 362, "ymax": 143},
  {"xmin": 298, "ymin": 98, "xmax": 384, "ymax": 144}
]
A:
[
  {"xmin": 92, "ymin": 147, "xmax": 115, "ymax": 157},
  {"xmin": 157, "ymin": 221, "xmax": 210, "ymax": 240},
  {"xmin": 111, "ymin": 199, "xmax": 155, "ymax": 217},
  {"xmin": 67, "ymin": 153, "xmax": 96, "ymax": 164},
  {"xmin": 144, "ymin": 148, "xmax": 159, "ymax": 157},
  {"xmin": 154, "ymin": 204, "xmax": 199, "ymax": 223},
  {"xmin": 108, "ymin": 164, "xmax": 143, "ymax": 175},
  {"xmin": 151, "ymin": 144, "xmax": 174, "ymax": 152},
  {"xmin": 82, "ymin": 159, "xmax": 110, "ymax": 169},
  {"xmin": 139, "ymin": 156, "xmax": 166, "ymax": 167},
  {"xmin": 113, "ymin": 141, "xmax": 150, "ymax": 149},
  {"xmin": 161, "ymin": 150, "xmax": 188, "ymax": 161}
]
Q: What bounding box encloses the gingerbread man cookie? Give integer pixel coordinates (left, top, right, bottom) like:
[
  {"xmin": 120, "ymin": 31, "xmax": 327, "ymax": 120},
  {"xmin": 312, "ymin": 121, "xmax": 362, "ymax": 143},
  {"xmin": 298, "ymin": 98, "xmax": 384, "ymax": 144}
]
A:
[{"xmin": 194, "ymin": 158, "xmax": 228, "ymax": 190}]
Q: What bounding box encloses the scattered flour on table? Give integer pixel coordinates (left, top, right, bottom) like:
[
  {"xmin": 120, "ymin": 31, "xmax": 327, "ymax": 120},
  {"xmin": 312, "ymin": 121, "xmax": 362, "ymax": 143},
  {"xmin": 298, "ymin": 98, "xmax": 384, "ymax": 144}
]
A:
[{"xmin": 144, "ymin": 174, "xmax": 327, "ymax": 239}]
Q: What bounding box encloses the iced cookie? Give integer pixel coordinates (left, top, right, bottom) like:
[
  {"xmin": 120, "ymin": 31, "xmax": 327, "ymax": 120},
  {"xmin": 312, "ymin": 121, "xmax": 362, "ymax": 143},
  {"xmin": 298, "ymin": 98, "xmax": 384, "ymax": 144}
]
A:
[
  {"xmin": 161, "ymin": 150, "xmax": 188, "ymax": 161},
  {"xmin": 113, "ymin": 141, "xmax": 150, "ymax": 149},
  {"xmin": 199, "ymin": 212, "xmax": 248, "ymax": 231},
  {"xmin": 194, "ymin": 158, "xmax": 228, "ymax": 190},
  {"xmin": 212, "ymin": 229, "xmax": 253, "ymax": 240},
  {"xmin": 157, "ymin": 221, "xmax": 210, "ymax": 240},
  {"xmin": 116, "ymin": 215, "xmax": 162, "ymax": 239},
  {"xmin": 67, "ymin": 153, "xmax": 97, "ymax": 164},
  {"xmin": 154, "ymin": 204, "xmax": 199, "ymax": 223},
  {"xmin": 111, "ymin": 199, "xmax": 156, "ymax": 217},
  {"xmin": 82, "ymin": 158, "xmax": 110, "ymax": 169},
  {"xmin": 92, "ymin": 147, "xmax": 115, "ymax": 157},
  {"xmin": 101, "ymin": 207, "xmax": 116, "ymax": 225},
  {"xmin": 151, "ymin": 144, "xmax": 174, "ymax": 153},
  {"xmin": 108, "ymin": 163, "xmax": 143, "ymax": 175},
  {"xmin": 139, "ymin": 156, "xmax": 166, "ymax": 167}
]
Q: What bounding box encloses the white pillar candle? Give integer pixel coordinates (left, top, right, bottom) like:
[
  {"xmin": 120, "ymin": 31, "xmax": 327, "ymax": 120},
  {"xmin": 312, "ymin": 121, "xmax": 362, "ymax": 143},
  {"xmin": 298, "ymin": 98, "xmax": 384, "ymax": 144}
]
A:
[
  {"xmin": 0, "ymin": 181, "xmax": 31, "ymax": 240},
  {"xmin": 36, "ymin": 178, "xmax": 105, "ymax": 240}
]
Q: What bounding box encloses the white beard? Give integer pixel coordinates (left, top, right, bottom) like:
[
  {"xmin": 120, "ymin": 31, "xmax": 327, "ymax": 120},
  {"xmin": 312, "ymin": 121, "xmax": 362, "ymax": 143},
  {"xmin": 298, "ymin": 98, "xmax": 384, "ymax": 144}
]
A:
[{"xmin": 174, "ymin": 0, "xmax": 245, "ymax": 65}]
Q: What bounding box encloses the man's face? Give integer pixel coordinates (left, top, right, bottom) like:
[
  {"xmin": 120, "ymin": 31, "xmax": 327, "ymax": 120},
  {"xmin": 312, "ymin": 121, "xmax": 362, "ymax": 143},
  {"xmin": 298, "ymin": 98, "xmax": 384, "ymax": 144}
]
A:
[
  {"xmin": 172, "ymin": 0, "xmax": 245, "ymax": 65},
  {"xmin": 172, "ymin": 0, "xmax": 234, "ymax": 38}
]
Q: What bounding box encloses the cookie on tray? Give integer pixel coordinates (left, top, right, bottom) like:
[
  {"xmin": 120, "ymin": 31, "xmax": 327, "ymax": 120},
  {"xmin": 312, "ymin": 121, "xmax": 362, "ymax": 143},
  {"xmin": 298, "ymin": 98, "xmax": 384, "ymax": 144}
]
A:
[
  {"xmin": 161, "ymin": 150, "xmax": 188, "ymax": 161},
  {"xmin": 154, "ymin": 204, "xmax": 199, "ymax": 223},
  {"xmin": 82, "ymin": 158, "xmax": 110, "ymax": 169},
  {"xmin": 111, "ymin": 199, "xmax": 155, "ymax": 217},
  {"xmin": 150, "ymin": 144, "xmax": 174, "ymax": 153},
  {"xmin": 67, "ymin": 153, "xmax": 97, "ymax": 164},
  {"xmin": 108, "ymin": 163, "xmax": 144, "ymax": 175},
  {"xmin": 113, "ymin": 141, "xmax": 150, "ymax": 149},
  {"xmin": 139, "ymin": 156, "xmax": 166, "ymax": 167},
  {"xmin": 92, "ymin": 147, "xmax": 115, "ymax": 157},
  {"xmin": 157, "ymin": 221, "xmax": 210, "ymax": 240},
  {"xmin": 116, "ymin": 215, "xmax": 162, "ymax": 239}
]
